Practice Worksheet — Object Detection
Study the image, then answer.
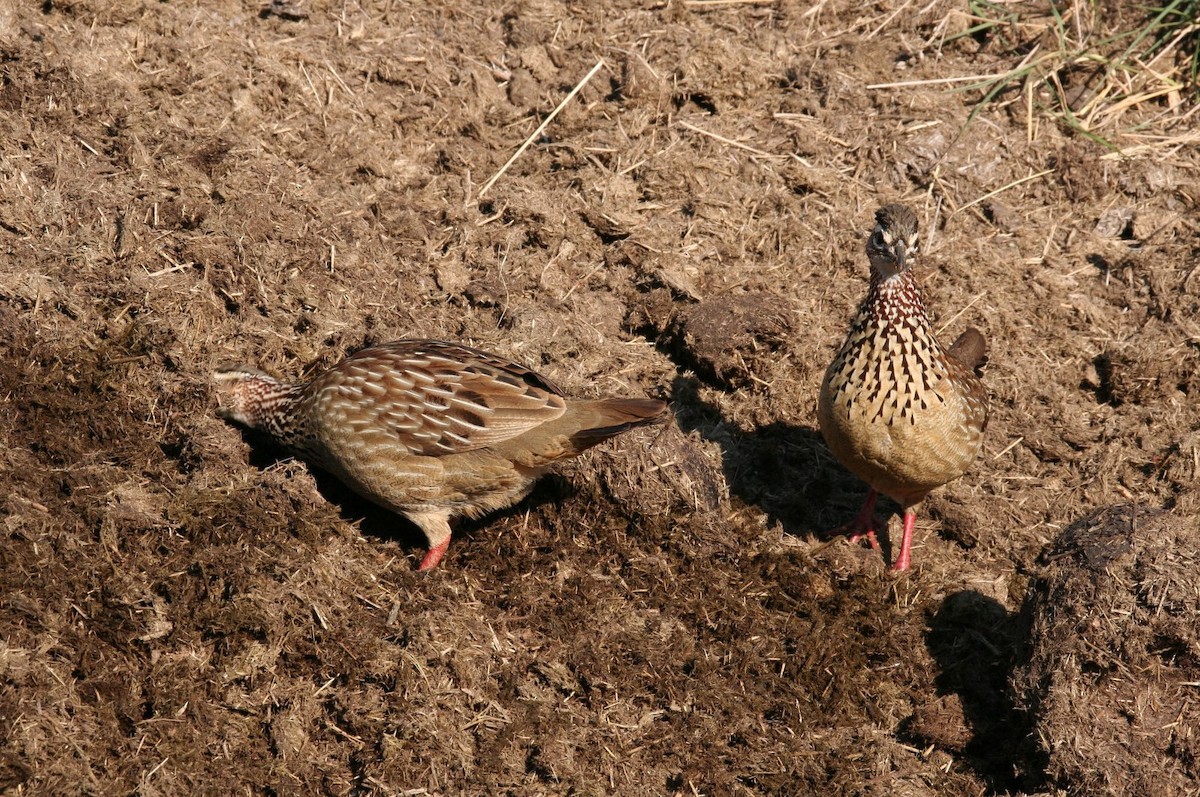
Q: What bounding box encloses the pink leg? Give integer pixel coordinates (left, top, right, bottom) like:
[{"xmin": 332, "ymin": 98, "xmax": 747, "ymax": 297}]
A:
[
  {"xmin": 417, "ymin": 538, "xmax": 451, "ymax": 571},
  {"xmin": 409, "ymin": 511, "xmax": 453, "ymax": 571},
  {"xmin": 890, "ymin": 510, "xmax": 917, "ymax": 572},
  {"xmin": 833, "ymin": 489, "xmax": 881, "ymax": 551}
]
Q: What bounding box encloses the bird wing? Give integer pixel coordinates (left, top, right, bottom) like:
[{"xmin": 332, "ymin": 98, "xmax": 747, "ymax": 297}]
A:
[{"xmin": 308, "ymin": 340, "xmax": 568, "ymax": 457}]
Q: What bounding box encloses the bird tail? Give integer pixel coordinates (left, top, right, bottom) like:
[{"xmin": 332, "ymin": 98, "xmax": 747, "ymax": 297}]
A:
[
  {"xmin": 565, "ymin": 398, "xmax": 669, "ymax": 452},
  {"xmin": 946, "ymin": 328, "xmax": 987, "ymax": 377}
]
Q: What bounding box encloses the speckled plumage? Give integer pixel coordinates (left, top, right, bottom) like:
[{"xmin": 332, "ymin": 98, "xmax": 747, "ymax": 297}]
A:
[
  {"xmin": 214, "ymin": 340, "xmax": 667, "ymax": 570},
  {"xmin": 818, "ymin": 203, "xmax": 988, "ymax": 571}
]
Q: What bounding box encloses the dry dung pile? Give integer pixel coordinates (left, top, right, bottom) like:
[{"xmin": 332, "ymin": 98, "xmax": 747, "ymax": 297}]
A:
[{"xmin": 1013, "ymin": 506, "xmax": 1200, "ymax": 797}]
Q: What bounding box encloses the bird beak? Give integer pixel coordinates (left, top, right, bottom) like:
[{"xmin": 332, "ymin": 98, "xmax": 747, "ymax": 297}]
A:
[{"xmin": 894, "ymin": 241, "xmax": 907, "ymax": 272}]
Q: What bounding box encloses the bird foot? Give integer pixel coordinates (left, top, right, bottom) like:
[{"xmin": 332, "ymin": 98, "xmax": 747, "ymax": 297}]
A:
[
  {"xmin": 828, "ymin": 489, "xmax": 881, "ymax": 551},
  {"xmin": 825, "ymin": 495, "xmax": 920, "ymax": 573},
  {"xmin": 847, "ymin": 528, "xmax": 881, "ymax": 551}
]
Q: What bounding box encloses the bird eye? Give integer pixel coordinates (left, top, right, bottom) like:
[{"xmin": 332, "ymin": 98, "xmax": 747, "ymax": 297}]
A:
[{"xmin": 869, "ymin": 230, "xmax": 886, "ymax": 249}]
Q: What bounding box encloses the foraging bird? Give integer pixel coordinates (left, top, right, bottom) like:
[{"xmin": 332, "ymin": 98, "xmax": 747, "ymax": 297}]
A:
[
  {"xmin": 214, "ymin": 340, "xmax": 667, "ymax": 570},
  {"xmin": 818, "ymin": 203, "xmax": 988, "ymax": 572}
]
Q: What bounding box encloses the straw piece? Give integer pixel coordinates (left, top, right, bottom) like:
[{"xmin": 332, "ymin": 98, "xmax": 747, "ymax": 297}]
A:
[{"xmin": 478, "ymin": 59, "xmax": 606, "ymax": 199}]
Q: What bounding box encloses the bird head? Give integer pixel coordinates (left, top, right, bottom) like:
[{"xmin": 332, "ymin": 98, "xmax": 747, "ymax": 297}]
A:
[
  {"xmin": 212, "ymin": 366, "xmax": 288, "ymax": 430},
  {"xmin": 866, "ymin": 203, "xmax": 920, "ymax": 279}
]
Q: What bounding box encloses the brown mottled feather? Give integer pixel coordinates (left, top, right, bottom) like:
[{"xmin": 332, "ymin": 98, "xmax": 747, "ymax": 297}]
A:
[{"xmin": 214, "ymin": 340, "xmax": 667, "ymax": 569}]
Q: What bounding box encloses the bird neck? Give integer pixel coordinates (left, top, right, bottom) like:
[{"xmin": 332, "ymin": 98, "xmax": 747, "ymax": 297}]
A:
[{"xmin": 862, "ymin": 268, "xmax": 934, "ymax": 336}]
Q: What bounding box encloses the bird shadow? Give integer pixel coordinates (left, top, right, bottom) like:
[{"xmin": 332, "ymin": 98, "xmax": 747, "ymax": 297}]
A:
[
  {"xmin": 668, "ymin": 374, "xmax": 896, "ymax": 552},
  {"xmin": 915, "ymin": 589, "xmax": 1046, "ymax": 793},
  {"xmin": 237, "ymin": 427, "xmax": 574, "ymax": 567}
]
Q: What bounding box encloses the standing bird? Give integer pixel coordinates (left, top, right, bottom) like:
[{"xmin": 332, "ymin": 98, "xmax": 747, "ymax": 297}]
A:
[
  {"xmin": 818, "ymin": 203, "xmax": 988, "ymax": 572},
  {"xmin": 214, "ymin": 340, "xmax": 667, "ymax": 570}
]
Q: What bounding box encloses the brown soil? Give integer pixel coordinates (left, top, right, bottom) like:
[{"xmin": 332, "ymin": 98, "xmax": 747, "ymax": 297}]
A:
[{"xmin": 1, "ymin": 1, "xmax": 1197, "ymax": 795}]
